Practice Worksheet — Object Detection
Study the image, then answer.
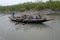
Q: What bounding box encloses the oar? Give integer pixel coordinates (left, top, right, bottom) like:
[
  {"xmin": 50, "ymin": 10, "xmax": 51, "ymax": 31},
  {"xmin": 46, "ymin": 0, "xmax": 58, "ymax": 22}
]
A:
[{"xmin": 15, "ymin": 22, "xmax": 27, "ymax": 25}]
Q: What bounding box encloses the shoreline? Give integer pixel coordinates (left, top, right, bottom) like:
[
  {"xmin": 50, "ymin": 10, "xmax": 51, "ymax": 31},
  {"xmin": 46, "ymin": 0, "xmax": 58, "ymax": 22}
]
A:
[{"xmin": 0, "ymin": 9, "xmax": 60, "ymax": 15}]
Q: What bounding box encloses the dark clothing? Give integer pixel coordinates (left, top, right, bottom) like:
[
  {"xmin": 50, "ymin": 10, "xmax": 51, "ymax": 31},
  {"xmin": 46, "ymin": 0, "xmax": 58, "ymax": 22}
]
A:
[
  {"xmin": 39, "ymin": 15, "xmax": 41, "ymax": 19},
  {"xmin": 13, "ymin": 12, "xmax": 14, "ymax": 16}
]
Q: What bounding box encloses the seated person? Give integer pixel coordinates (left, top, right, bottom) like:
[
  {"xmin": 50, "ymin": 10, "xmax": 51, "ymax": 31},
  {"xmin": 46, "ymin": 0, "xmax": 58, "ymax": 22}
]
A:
[
  {"xmin": 29, "ymin": 16, "xmax": 33, "ymax": 19},
  {"xmin": 21, "ymin": 14, "xmax": 27, "ymax": 19}
]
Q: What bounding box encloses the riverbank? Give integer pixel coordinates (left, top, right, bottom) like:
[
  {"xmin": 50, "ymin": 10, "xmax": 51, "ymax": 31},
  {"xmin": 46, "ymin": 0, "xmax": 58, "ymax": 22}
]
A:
[
  {"xmin": 0, "ymin": 1, "xmax": 60, "ymax": 11},
  {"xmin": 0, "ymin": 1, "xmax": 60, "ymax": 15},
  {"xmin": 0, "ymin": 9, "xmax": 60, "ymax": 15}
]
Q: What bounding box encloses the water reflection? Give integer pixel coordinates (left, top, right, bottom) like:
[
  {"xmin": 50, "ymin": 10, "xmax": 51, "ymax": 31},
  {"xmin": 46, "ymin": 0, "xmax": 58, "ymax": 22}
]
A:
[{"xmin": 15, "ymin": 23, "xmax": 51, "ymax": 31}]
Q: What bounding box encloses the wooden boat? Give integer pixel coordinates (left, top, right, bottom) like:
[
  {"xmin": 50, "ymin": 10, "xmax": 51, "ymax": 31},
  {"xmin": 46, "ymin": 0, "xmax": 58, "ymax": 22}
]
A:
[
  {"xmin": 9, "ymin": 15, "xmax": 54, "ymax": 23},
  {"xmin": 9, "ymin": 12, "xmax": 54, "ymax": 24}
]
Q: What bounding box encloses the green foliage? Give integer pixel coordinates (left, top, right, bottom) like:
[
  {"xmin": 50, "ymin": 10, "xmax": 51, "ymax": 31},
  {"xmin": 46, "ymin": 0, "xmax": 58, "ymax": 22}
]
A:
[
  {"xmin": 0, "ymin": 1, "xmax": 60, "ymax": 11},
  {"xmin": 46, "ymin": 1, "xmax": 60, "ymax": 10}
]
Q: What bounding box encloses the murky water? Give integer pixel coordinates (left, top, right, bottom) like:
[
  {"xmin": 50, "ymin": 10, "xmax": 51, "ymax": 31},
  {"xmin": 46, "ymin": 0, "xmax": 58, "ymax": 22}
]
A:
[{"xmin": 0, "ymin": 14, "xmax": 60, "ymax": 40}]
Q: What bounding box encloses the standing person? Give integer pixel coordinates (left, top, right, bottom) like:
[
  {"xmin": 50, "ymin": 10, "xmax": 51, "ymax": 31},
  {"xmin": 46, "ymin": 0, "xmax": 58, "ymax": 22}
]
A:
[{"xmin": 12, "ymin": 12, "xmax": 15, "ymax": 18}]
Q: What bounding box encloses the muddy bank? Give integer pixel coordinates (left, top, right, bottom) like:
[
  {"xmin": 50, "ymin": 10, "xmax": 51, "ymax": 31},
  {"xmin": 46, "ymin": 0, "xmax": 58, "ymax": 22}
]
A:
[{"xmin": 0, "ymin": 9, "xmax": 60, "ymax": 15}]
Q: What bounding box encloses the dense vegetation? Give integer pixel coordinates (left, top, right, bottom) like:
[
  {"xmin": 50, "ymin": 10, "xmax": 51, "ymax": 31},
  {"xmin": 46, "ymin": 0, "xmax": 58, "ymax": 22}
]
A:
[{"xmin": 0, "ymin": 1, "xmax": 60, "ymax": 11}]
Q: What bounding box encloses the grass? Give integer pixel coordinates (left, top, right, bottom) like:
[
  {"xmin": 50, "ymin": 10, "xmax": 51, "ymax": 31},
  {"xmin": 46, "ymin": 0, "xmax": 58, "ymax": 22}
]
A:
[{"xmin": 0, "ymin": 1, "xmax": 60, "ymax": 11}]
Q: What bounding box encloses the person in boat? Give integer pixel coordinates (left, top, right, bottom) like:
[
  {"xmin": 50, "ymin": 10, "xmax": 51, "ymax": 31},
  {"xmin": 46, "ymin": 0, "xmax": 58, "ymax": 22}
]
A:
[
  {"xmin": 33, "ymin": 15, "xmax": 39, "ymax": 19},
  {"xmin": 39, "ymin": 15, "xmax": 41, "ymax": 19},
  {"xmin": 21, "ymin": 14, "xmax": 28, "ymax": 21},
  {"xmin": 36, "ymin": 16, "xmax": 38, "ymax": 19},
  {"xmin": 23, "ymin": 14, "xmax": 27, "ymax": 19},
  {"xmin": 29, "ymin": 15, "xmax": 33, "ymax": 19},
  {"xmin": 27, "ymin": 15, "xmax": 33, "ymax": 22},
  {"xmin": 12, "ymin": 12, "xmax": 15, "ymax": 18}
]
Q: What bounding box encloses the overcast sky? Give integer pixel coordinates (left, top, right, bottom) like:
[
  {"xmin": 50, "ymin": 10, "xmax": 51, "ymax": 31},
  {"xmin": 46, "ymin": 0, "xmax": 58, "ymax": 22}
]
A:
[{"xmin": 0, "ymin": 0, "xmax": 49, "ymax": 6}]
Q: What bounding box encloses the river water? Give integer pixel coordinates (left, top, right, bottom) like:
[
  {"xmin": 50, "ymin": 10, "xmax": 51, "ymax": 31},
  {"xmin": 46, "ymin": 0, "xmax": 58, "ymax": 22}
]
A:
[{"xmin": 0, "ymin": 13, "xmax": 60, "ymax": 40}]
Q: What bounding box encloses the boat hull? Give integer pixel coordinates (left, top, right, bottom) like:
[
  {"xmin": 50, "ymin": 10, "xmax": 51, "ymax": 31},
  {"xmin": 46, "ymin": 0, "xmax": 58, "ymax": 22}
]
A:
[{"xmin": 9, "ymin": 17, "xmax": 50, "ymax": 23}]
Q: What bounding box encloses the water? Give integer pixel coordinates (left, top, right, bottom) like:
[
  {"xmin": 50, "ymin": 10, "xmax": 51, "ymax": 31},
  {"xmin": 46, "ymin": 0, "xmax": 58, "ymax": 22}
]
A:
[{"xmin": 0, "ymin": 14, "xmax": 60, "ymax": 40}]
